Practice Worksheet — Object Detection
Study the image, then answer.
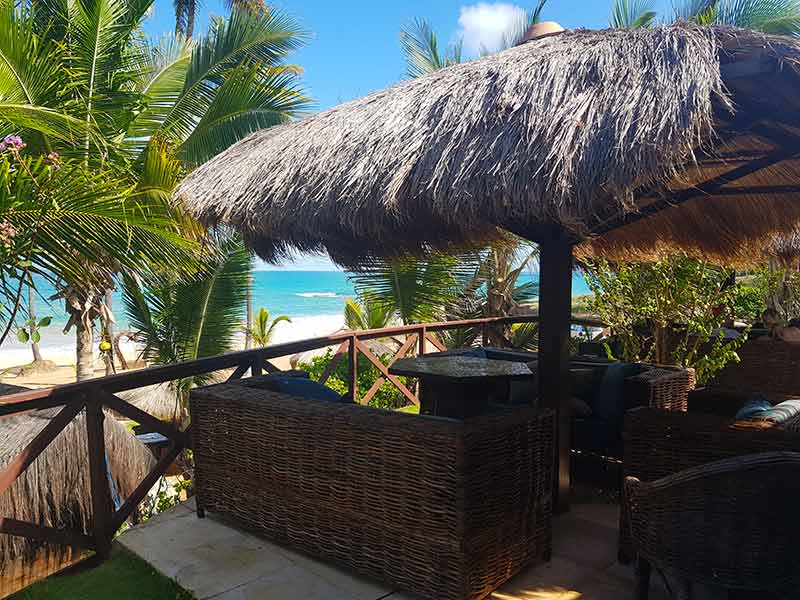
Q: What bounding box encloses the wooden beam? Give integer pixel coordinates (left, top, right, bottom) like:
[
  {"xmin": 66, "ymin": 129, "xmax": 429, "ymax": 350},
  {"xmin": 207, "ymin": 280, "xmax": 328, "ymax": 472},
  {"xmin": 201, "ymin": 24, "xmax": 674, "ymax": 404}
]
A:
[
  {"xmin": 347, "ymin": 336, "xmax": 358, "ymax": 402},
  {"xmin": 263, "ymin": 360, "xmax": 282, "ymax": 374},
  {"xmin": 101, "ymin": 392, "xmax": 188, "ymax": 447},
  {"xmin": 319, "ymin": 342, "xmax": 348, "ymax": 385},
  {"xmin": 0, "ymin": 399, "xmax": 85, "ymax": 497},
  {"xmin": 0, "ymin": 517, "xmax": 92, "ymax": 550},
  {"xmin": 355, "ymin": 340, "xmax": 419, "ymax": 406},
  {"xmin": 591, "ymin": 146, "xmax": 798, "ymax": 236},
  {"xmin": 110, "ymin": 440, "xmax": 186, "ymax": 533},
  {"xmin": 425, "ymin": 332, "xmax": 446, "ymax": 352},
  {"xmin": 85, "ymin": 395, "xmax": 113, "ymax": 560},
  {"xmin": 537, "ymin": 232, "xmax": 573, "ymax": 513},
  {"xmin": 362, "ymin": 334, "xmax": 418, "ymax": 403},
  {"xmin": 225, "ymin": 363, "xmax": 250, "ymax": 382}
]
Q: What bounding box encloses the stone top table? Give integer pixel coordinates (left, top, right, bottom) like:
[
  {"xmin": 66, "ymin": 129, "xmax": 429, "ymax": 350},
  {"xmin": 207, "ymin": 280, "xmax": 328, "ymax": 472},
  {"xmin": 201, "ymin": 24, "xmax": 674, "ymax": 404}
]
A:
[{"xmin": 390, "ymin": 356, "xmax": 536, "ymax": 419}]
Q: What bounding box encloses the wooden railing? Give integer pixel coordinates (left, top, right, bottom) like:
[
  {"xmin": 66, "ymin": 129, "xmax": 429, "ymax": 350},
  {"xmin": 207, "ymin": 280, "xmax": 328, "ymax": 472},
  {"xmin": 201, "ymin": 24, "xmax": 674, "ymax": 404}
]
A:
[{"xmin": 0, "ymin": 315, "xmax": 603, "ymax": 563}]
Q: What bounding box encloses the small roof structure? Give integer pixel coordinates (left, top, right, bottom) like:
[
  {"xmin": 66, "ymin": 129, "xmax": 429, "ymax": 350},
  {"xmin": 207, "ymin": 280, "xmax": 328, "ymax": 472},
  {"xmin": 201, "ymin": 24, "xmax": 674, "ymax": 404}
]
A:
[
  {"xmin": 0, "ymin": 385, "xmax": 155, "ymax": 572},
  {"xmin": 177, "ymin": 24, "xmax": 800, "ymax": 267}
]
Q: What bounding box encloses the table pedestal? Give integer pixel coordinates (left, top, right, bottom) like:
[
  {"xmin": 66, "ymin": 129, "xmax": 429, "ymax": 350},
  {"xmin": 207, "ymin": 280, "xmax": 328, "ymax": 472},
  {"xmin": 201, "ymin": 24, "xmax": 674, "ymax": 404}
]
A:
[{"xmin": 420, "ymin": 380, "xmax": 496, "ymax": 419}]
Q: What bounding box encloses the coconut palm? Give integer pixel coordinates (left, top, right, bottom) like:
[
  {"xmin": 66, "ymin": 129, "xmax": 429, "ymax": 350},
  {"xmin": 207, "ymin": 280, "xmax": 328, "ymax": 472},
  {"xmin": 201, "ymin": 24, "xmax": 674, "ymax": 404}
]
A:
[
  {"xmin": 121, "ymin": 234, "xmax": 251, "ymax": 420},
  {"xmin": 400, "ymin": 1, "xmax": 548, "ymax": 78},
  {"xmin": 609, "ymin": 0, "xmax": 658, "ymax": 27},
  {"xmin": 343, "ymin": 296, "xmax": 393, "ymax": 330},
  {"xmin": 674, "ymin": 0, "xmax": 800, "ymax": 33},
  {"xmin": 245, "ymin": 307, "xmax": 291, "ymax": 346},
  {"xmin": 349, "ymin": 255, "xmax": 477, "ymax": 325},
  {"xmin": 0, "ymin": 0, "xmax": 309, "ymax": 378}
]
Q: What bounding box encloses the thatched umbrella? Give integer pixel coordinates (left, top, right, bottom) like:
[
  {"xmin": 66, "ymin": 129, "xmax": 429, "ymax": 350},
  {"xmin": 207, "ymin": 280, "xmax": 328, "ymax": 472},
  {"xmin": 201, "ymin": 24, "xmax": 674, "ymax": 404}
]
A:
[
  {"xmin": 0, "ymin": 384, "xmax": 154, "ymax": 589},
  {"xmin": 176, "ymin": 24, "xmax": 800, "ymax": 505}
]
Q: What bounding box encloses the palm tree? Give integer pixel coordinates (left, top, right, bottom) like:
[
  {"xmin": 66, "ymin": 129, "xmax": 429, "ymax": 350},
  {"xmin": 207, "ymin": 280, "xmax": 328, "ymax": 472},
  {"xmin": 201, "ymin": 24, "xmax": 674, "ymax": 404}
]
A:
[
  {"xmin": 245, "ymin": 307, "xmax": 291, "ymax": 346},
  {"xmin": 400, "ymin": 1, "xmax": 549, "ymax": 78},
  {"xmin": 174, "ymin": 0, "xmax": 267, "ymax": 37},
  {"xmin": 349, "ymin": 255, "xmax": 476, "ymax": 325},
  {"xmin": 611, "ymin": 0, "xmax": 800, "ymax": 34},
  {"xmin": 121, "ymin": 234, "xmax": 251, "ymax": 420},
  {"xmin": 0, "ymin": 0, "xmax": 309, "ymax": 378},
  {"xmin": 343, "ymin": 296, "xmax": 393, "ymax": 330},
  {"xmin": 609, "ymin": 0, "xmax": 658, "ymax": 27}
]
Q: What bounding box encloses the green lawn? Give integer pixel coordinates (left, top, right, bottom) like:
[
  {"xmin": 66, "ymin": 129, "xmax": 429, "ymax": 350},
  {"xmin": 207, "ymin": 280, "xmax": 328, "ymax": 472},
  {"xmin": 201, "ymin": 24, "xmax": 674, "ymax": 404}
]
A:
[{"xmin": 11, "ymin": 547, "xmax": 193, "ymax": 600}]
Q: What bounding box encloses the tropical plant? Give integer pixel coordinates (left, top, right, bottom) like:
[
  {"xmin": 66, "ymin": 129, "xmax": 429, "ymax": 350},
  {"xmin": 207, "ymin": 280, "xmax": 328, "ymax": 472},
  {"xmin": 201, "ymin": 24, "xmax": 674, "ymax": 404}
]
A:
[
  {"xmin": 298, "ymin": 349, "xmax": 410, "ymax": 409},
  {"xmin": 122, "ymin": 234, "xmax": 251, "ymax": 409},
  {"xmin": 673, "ymin": 0, "xmax": 800, "ymax": 34},
  {"xmin": 244, "ymin": 307, "xmax": 291, "ymax": 346},
  {"xmin": 583, "ymin": 255, "xmax": 748, "ymax": 384},
  {"xmin": 610, "ymin": 0, "xmax": 658, "ymax": 27},
  {"xmin": 400, "ymin": 1, "xmax": 549, "ymax": 78},
  {"xmin": 343, "ymin": 296, "xmax": 393, "ymax": 330},
  {"xmin": 0, "ymin": 0, "xmax": 309, "ymax": 377},
  {"xmin": 349, "ymin": 255, "xmax": 476, "ymax": 325}
]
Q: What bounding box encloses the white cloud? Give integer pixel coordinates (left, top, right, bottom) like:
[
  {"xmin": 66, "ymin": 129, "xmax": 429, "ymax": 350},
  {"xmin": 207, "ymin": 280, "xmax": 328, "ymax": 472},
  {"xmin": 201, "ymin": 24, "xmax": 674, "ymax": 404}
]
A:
[{"xmin": 457, "ymin": 3, "xmax": 527, "ymax": 56}]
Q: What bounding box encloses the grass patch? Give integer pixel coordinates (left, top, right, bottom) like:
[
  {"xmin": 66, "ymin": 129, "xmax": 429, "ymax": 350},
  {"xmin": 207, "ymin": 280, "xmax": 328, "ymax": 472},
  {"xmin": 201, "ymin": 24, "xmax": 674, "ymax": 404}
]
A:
[
  {"xmin": 396, "ymin": 404, "xmax": 420, "ymax": 414},
  {"xmin": 11, "ymin": 546, "xmax": 193, "ymax": 600}
]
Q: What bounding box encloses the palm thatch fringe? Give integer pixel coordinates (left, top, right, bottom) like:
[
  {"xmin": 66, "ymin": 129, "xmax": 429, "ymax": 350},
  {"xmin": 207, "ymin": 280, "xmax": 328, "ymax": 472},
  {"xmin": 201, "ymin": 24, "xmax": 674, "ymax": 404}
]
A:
[
  {"xmin": 116, "ymin": 383, "xmax": 183, "ymax": 424},
  {"xmin": 0, "ymin": 403, "xmax": 155, "ymax": 570},
  {"xmin": 177, "ymin": 25, "xmax": 800, "ymax": 266}
]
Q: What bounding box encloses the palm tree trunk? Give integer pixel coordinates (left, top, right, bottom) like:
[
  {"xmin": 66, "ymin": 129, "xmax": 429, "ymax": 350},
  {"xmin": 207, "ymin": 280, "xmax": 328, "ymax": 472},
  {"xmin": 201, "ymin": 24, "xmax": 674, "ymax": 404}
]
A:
[
  {"xmin": 103, "ymin": 289, "xmax": 115, "ymax": 376},
  {"xmin": 245, "ymin": 278, "xmax": 253, "ymax": 350},
  {"xmin": 28, "ymin": 280, "xmax": 43, "ymax": 363},
  {"xmin": 75, "ymin": 316, "xmax": 94, "ymax": 381}
]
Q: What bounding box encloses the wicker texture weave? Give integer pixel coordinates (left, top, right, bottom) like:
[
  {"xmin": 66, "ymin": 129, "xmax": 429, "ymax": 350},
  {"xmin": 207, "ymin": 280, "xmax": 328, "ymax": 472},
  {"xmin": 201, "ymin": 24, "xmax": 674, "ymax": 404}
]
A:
[
  {"xmin": 705, "ymin": 338, "xmax": 800, "ymax": 399},
  {"xmin": 622, "ymin": 366, "xmax": 695, "ymax": 412},
  {"xmin": 625, "ymin": 452, "xmax": 800, "ymax": 598},
  {"xmin": 190, "ymin": 382, "xmax": 555, "ymax": 600},
  {"xmin": 619, "ymin": 407, "xmax": 800, "ymax": 563}
]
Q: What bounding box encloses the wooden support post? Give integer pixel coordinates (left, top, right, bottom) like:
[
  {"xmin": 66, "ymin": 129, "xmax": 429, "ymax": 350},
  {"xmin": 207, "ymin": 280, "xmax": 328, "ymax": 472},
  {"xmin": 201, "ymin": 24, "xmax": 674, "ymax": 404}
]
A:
[
  {"xmin": 348, "ymin": 335, "xmax": 358, "ymax": 402},
  {"xmin": 251, "ymin": 352, "xmax": 263, "ymax": 377},
  {"xmin": 538, "ymin": 231, "xmax": 573, "ymax": 513},
  {"xmin": 85, "ymin": 393, "xmax": 113, "ymax": 559},
  {"xmin": 418, "ymin": 326, "xmax": 427, "ymax": 356}
]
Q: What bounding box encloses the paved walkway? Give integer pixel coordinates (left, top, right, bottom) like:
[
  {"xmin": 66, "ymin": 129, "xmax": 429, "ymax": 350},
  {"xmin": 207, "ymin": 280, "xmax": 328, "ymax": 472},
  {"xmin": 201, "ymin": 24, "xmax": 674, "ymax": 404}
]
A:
[{"xmin": 119, "ymin": 496, "xmax": 675, "ymax": 600}]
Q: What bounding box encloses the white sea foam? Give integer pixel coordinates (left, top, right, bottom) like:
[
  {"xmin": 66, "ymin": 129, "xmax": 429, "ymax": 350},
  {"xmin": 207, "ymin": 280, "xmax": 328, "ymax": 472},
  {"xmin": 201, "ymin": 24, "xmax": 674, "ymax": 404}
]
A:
[{"xmin": 295, "ymin": 292, "xmax": 338, "ymax": 298}]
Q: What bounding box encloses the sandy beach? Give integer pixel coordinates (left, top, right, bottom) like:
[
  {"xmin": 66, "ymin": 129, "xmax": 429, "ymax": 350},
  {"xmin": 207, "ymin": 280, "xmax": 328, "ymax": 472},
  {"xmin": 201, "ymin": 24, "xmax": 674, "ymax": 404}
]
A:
[{"xmin": 0, "ymin": 314, "xmax": 346, "ymax": 391}]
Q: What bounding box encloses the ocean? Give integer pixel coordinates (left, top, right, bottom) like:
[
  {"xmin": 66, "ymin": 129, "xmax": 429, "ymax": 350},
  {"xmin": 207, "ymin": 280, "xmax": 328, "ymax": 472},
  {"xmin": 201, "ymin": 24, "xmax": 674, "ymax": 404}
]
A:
[{"xmin": 0, "ymin": 270, "xmax": 592, "ymax": 368}]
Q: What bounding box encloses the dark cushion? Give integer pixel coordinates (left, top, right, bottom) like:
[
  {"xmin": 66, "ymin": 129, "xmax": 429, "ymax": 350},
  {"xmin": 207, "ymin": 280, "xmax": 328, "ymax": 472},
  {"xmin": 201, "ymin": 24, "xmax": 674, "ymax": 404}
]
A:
[
  {"xmin": 271, "ymin": 376, "xmax": 349, "ymax": 403},
  {"xmin": 571, "ymin": 368, "xmax": 599, "ymax": 402},
  {"xmin": 572, "ymin": 416, "xmax": 620, "ymax": 454},
  {"xmin": 735, "ymin": 395, "xmax": 773, "ymax": 420},
  {"xmin": 570, "ymin": 396, "xmax": 592, "ymax": 417},
  {"xmin": 592, "ymin": 362, "xmax": 642, "ymax": 425}
]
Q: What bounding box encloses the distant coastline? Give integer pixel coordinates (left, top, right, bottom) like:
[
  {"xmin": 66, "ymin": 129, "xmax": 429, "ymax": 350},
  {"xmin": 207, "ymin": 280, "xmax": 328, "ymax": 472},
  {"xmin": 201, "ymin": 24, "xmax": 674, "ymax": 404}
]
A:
[{"xmin": 0, "ymin": 270, "xmax": 593, "ymax": 370}]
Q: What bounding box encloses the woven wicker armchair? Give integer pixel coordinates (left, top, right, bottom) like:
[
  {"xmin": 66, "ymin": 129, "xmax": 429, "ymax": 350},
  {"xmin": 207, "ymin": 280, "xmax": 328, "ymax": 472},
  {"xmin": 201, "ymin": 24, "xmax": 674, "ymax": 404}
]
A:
[
  {"xmin": 619, "ymin": 339, "xmax": 800, "ymax": 562},
  {"xmin": 625, "ymin": 452, "xmax": 800, "ymax": 600},
  {"xmin": 190, "ymin": 378, "xmax": 555, "ymax": 600}
]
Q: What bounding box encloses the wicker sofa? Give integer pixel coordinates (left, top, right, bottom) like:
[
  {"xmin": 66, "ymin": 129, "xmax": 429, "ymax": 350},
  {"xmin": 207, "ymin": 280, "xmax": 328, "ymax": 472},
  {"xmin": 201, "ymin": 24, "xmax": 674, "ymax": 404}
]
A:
[
  {"xmin": 619, "ymin": 338, "xmax": 800, "ymax": 563},
  {"xmin": 190, "ymin": 376, "xmax": 555, "ymax": 600},
  {"xmin": 625, "ymin": 452, "xmax": 800, "ymax": 599}
]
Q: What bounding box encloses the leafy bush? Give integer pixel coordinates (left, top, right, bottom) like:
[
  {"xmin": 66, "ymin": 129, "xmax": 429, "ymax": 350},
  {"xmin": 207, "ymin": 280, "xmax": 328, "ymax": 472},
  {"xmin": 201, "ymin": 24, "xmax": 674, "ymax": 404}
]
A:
[
  {"xmin": 583, "ymin": 256, "xmax": 748, "ymax": 384},
  {"xmin": 733, "ymin": 285, "xmax": 766, "ymax": 322},
  {"xmin": 298, "ymin": 349, "xmax": 412, "ymax": 409}
]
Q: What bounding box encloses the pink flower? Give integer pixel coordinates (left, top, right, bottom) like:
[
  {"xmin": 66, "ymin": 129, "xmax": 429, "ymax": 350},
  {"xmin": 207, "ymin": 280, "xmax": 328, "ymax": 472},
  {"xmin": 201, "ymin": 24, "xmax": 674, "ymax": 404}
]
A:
[
  {"xmin": 0, "ymin": 135, "xmax": 25, "ymax": 152},
  {"xmin": 0, "ymin": 221, "xmax": 16, "ymax": 247}
]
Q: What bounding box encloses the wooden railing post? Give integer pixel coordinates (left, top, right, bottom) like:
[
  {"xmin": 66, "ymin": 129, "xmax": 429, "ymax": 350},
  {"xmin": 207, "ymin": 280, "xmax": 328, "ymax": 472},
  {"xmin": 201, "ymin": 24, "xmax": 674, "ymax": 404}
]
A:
[
  {"xmin": 348, "ymin": 335, "xmax": 358, "ymax": 402},
  {"xmin": 481, "ymin": 322, "xmax": 489, "ymax": 347},
  {"xmin": 418, "ymin": 326, "xmax": 426, "ymax": 357},
  {"xmin": 251, "ymin": 352, "xmax": 263, "ymax": 377},
  {"xmin": 85, "ymin": 392, "xmax": 113, "ymax": 560}
]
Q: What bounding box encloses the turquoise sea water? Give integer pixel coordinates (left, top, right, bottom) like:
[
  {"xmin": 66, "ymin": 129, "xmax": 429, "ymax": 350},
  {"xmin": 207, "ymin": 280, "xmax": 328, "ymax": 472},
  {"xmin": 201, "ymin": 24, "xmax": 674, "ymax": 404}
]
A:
[{"xmin": 2, "ymin": 270, "xmax": 592, "ymax": 361}]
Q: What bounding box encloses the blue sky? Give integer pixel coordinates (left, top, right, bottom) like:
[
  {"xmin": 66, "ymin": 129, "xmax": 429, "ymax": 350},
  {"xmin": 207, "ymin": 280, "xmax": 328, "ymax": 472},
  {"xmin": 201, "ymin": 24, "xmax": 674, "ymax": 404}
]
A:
[{"xmin": 144, "ymin": 1, "xmax": 674, "ymax": 269}]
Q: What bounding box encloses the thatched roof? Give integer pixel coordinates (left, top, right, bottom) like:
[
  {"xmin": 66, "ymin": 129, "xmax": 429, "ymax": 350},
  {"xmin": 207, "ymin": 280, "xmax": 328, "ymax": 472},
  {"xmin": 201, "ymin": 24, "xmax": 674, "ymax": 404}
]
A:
[
  {"xmin": 177, "ymin": 25, "xmax": 800, "ymax": 266},
  {"xmin": 0, "ymin": 391, "xmax": 155, "ymax": 566}
]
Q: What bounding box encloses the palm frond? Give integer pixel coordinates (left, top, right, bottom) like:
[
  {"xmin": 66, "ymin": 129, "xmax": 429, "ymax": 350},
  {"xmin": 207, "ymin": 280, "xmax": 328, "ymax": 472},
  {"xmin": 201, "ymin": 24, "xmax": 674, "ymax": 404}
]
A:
[
  {"xmin": 611, "ymin": 0, "xmax": 658, "ymax": 27},
  {"xmin": 400, "ymin": 18, "xmax": 462, "ymax": 79},
  {"xmin": 158, "ymin": 7, "xmax": 309, "ymax": 147}
]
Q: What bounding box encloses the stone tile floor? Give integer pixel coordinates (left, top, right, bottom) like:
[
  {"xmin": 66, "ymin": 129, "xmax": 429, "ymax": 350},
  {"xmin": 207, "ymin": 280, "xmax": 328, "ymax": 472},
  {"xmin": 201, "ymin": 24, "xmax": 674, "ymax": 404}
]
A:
[{"xmin": 119, "ymin": 495, "xmax": 678, "ymax": 600}]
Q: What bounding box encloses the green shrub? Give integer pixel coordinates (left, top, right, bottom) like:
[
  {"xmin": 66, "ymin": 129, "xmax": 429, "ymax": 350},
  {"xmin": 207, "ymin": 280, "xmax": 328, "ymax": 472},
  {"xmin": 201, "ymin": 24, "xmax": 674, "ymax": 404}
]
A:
[
  {"xmin": 298, "ymin": 349, "xmax": 412, "ymax": 409},
  {"xmin": 733, "ymin": 285, "xmax": 766, "ymax": 322}
]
